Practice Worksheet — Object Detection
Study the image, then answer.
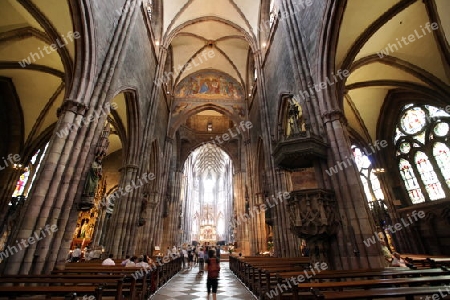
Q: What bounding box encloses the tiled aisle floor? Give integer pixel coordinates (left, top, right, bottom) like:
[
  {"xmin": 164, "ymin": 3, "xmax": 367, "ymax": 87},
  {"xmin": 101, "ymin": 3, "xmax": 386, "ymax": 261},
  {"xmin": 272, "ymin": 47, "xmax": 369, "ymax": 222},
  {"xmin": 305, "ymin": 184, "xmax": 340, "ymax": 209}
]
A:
[{"xmin": 150, "ymin": 262, "xmax": 257, "ymax": 300}]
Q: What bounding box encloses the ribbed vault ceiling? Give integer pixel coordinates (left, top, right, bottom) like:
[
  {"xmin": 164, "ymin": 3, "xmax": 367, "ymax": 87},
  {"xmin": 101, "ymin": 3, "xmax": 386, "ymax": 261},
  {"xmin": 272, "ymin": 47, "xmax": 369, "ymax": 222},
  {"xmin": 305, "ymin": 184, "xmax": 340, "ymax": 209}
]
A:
[
  {"xmin": 191, "ymin": 143, "xmax": 229, "ymax": 175},
  {"xmin": 338, "ymin": 0, "xmax": 450, "ymax": 142},
  {"xmin": 164, "ymin": 0, "xmax": 259, "ymax": 88}
]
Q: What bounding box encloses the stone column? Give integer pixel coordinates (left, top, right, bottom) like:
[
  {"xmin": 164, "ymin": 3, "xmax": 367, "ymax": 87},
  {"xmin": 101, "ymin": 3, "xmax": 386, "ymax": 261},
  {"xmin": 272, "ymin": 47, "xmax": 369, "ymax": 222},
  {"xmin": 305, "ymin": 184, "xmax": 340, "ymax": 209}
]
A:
[
  {"xmin": 104, "ymin": 164, "xmax": 140, "ymax": 257},
  {"xmin": 322, "ymin": 111, "xmax": 384, "ymax": 269},
  {"xmin": 233, "ymin": 171, "xmax": 250, "ymax": 255}
]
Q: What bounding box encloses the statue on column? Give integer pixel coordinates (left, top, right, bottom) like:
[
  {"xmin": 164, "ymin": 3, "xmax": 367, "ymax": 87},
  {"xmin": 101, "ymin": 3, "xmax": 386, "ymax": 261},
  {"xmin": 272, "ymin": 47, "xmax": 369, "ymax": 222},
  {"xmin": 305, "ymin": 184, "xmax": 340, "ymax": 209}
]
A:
[
  {"xmin": 80, "ymin": 152, "xmax": 105, "ymax": 210},
  {"xmin": 79, "ymin": 122, "xmax": 110, "ymax": 210},
  {"xmin": 287, "ymin": 97, "xmax": 306, "ymax": 136}
]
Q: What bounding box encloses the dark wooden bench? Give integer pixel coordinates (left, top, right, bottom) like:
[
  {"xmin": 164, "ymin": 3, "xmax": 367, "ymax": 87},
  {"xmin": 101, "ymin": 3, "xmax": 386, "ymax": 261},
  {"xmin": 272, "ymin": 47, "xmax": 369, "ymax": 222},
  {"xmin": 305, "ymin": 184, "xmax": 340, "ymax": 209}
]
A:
[
  {"xmin": 312, "ymin": 286, "xmax": 450, "ymax": 300},
  {"xmin": 50, "ymin": 268, "xmax": 147, "ymax": 299},
  {"xmin": 55, "ymin": 257, "xmax": 181, "ymax": 297},
  {"xmin": 229, "ymin": 255, "xmax": 310, "ymax": 298},
  {"xmin": 0, "ymin": 284, "xmax": 103, "ymax": 300},
  {"xmin": 272, "ymin": 268, "xmax": 450, "ymax": 300}
]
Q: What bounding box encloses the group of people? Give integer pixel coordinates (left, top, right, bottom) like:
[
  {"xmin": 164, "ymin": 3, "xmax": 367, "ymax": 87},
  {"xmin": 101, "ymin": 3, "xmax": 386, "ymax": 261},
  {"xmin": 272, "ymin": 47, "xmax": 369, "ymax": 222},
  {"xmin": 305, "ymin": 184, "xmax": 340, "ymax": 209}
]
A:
[
  {"xmin": 69, "ymin": 245, "xmax": 102, "ymax": 262},
  {"xmin": 173, "ymin": 244, "xmax": 221, "ymax": 271},
  {"xmin": 120, "ymin": 254, "xmax": 153, "ymax": 267},
  {"xmin": 165, "ymin": 244, "xmax": 221, "ymax": 300}
]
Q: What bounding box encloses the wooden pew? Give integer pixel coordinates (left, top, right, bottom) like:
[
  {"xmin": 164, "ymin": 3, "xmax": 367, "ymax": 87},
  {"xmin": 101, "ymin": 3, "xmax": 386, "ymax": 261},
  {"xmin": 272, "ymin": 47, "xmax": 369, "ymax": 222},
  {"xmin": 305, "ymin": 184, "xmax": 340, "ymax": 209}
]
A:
[
  {"xmin": 404, "ymin": 255, "xmax": 450, "ymax": 269},
  {"xmin": 0, "ymin": 274, "xmax": 139, "ymax": 300},
  {"xmin": 0, "ymin": 283, "xmax": 103, "ymax": 300},
  {"xmin": 273, "ymin": 268, "xmax": 450, "ymax": 300},
  {"xmin": 54, "ymin": 256, "xmax": 181, "ymax": 298},
  {"xmin": 51, "ymin": 267, "xmax": 146, "ymax": 299},
  {"xmin": 312, "ymin": 286, "xmax": 450, "ymax": 300},
  {"xmin": 229, "ymin": 255, "xmax": 310, "ymax": 298}
]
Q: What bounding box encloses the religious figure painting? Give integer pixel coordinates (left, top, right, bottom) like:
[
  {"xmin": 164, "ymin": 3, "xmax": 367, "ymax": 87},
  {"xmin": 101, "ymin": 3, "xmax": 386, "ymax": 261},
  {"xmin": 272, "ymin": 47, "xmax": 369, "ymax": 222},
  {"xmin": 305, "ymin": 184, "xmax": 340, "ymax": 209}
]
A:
[{"xmin": 175, "ymin": 71, "xmax": 243, "ymax": 100}]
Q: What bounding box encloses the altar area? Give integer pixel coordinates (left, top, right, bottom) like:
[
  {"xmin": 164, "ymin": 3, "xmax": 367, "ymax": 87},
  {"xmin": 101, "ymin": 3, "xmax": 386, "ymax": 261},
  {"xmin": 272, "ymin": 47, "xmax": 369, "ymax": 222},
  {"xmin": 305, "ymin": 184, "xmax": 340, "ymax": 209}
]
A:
[{"xmin": 69, "ymin": 176, "xmax": 107, "ymax": 258}]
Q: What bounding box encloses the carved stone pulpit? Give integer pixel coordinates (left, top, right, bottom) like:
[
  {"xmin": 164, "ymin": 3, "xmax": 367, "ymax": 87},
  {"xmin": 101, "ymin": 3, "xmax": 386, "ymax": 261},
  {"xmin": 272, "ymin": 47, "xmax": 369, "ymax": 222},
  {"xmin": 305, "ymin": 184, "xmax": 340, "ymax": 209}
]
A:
[{"xmin": 287, "ymin": 189, "xmax": 339, "ymax": 264}]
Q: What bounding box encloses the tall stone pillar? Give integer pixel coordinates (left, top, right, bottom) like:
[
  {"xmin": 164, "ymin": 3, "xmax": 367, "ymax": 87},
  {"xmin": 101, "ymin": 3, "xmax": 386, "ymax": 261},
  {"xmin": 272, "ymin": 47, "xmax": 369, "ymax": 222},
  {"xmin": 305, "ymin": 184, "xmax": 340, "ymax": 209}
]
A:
[
  {"xmin": 233, "ymin": 171, "xmax": 250, "ymax": 255},
  {"xmin": 322, "ymin": 111, "xmax": 384, "ymax": 269},
  {"xmin": 104, "ymin": 165, "xmax": 140, "ymax": 257}
]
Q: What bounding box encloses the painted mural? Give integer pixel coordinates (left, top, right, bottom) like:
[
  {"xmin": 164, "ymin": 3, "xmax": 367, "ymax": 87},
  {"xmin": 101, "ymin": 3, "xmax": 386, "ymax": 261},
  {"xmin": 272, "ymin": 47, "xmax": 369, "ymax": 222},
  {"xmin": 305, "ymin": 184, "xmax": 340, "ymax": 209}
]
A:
[{"xmin": 175, "ymin": 71, "xmax": 243, "ymax": 100}]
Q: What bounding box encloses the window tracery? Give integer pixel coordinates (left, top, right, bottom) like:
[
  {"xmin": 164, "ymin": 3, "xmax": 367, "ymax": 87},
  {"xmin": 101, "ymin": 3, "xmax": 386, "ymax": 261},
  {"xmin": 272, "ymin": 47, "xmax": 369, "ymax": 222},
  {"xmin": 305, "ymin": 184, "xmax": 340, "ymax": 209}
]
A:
[{"xmin": 395, "ymin": 104, "xmax": 450, "ymax": 204}]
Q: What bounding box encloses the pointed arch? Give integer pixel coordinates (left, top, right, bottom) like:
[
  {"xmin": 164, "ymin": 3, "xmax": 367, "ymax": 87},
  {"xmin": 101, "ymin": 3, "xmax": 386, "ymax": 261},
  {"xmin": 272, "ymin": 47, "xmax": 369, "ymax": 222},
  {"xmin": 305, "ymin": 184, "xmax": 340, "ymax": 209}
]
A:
[{"xmin": 168, "ymin": 103, "xmax": 242, "ymax": 138}]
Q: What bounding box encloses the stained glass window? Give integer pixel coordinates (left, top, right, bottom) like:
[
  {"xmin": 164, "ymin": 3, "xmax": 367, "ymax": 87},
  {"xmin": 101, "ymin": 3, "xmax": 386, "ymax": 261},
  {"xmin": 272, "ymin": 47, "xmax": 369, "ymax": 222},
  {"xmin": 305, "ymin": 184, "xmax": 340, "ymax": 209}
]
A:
[
  {"xmin": 433, "ymin": 142, "xmax": 450, "ymax": 189},
  {"xmin": 399, "ymin": 159, "xmax": 425, "ymax": 204},
  {"xmin": 352, "ymin": 146, "xmax": 385, "ymax": 202},
  {"xmin": 12, "ymin": 170, "xmax": 30, "ymax": 198},
  {"xmin": 146, "ymin": 0, "xmax": 153, "ymax": 20},
  {"xmin": 269, "ymin": 0, "xmax": 276, "ymax": 28},
  {"xmin": 415, "ymin": 151, "xmax": 445, "ymax": 200},
  {"xmin": 400, "ymin": 107, "xmax": 426, "ymax": 135},
  {"xmin": 11, "ymin": 142, "xmax": 48, "ymax": 199},
  {"xmin": 395, "ymin": 104, "xmax": 450, "ymax": 204}
]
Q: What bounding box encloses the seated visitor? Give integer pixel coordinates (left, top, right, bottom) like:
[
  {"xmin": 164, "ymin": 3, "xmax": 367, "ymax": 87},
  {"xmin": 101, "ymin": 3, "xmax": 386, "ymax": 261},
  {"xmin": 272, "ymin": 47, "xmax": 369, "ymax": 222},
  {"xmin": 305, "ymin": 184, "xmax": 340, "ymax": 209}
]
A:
[
  {"xmin": 126, "ymin": 256, "xmax": 137, "ymax": 267},
  {"xmin": 102, "ymin": 253, "xmax": 115, "ymax": 266},
  {"xmin": 121, "ymin": 255, "xmax": 131, "ymax": 266},
  {"xmin": 136, "ymin": 255, "xmax": 149, "ymax": 268},
  {"xmin": 391, "ymin": 252, "xmax": 407, "ymax": 267},
  {"xmin": 71, "ymin": 246, "xmax": 81, "ymax": 262}
]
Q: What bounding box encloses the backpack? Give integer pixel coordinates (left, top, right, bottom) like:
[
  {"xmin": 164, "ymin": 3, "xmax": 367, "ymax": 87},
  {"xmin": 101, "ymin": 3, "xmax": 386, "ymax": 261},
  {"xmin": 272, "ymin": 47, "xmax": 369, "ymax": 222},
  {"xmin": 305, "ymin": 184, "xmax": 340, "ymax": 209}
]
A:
[{"xmin": 207, "ymin": 258, "xmax": 220, "ymax": 278}]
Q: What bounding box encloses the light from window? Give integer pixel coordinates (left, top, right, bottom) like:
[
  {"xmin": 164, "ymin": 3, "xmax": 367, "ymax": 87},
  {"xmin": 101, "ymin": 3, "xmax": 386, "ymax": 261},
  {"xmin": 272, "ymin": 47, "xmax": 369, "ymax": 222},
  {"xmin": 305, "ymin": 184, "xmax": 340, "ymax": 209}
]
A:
[
  {"xmin": 352, "ymin": 146, "xmax": 385, "ymax": 202},
  {"xmin": 395, "ymin": 104, "xmax": 450, "ymax": 204},
  {"xmin": 399, "ymin": 158, "xmax": 425, "ymax": 204},
  {"xmin": 415, "ymin": 151, "xmax": 445, "ymax": 200},
  {"xmin": 11, "ymin": 142, "xmax": 48, "ymax": 198},
  {"xmin": 269, "ymin": 0, "xmax": 276, "ymax": 28},
  {"xmin": 433, "ymin": 142, "xmax": 450, "ymax": 188},
  {"xmin": 147, "ymin": 0, "xmax": 153, "ymax": 20}
]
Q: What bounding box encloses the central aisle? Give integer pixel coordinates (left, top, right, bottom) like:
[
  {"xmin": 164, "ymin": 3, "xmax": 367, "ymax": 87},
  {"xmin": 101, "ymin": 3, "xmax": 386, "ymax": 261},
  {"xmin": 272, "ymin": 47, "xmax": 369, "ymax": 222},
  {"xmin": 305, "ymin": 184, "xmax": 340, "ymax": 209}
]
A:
[{"xmin": 150, "ymin": 261, "xmax": 256, "ymax": 300}]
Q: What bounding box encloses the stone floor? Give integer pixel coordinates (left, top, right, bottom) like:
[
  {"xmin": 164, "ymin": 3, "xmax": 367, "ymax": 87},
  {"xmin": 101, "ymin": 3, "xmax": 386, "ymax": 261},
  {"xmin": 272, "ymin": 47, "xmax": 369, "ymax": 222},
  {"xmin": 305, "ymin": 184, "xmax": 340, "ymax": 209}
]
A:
[{"xmin": 149, "ymin": 262, "xmax": 257, "ymax": 300}]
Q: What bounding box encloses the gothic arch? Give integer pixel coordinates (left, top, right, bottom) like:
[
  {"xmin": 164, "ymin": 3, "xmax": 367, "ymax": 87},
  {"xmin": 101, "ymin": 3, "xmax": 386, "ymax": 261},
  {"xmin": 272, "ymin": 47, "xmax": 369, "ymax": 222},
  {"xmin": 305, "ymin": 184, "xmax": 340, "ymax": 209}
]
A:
[
  {"xmin": 168, "ymin": 103, "xmax": 242, "ymax": 138},
  {"xmin": 163, "ymin": 16, "xmax": 257, "ymax": 54},
  {"xmin": 108, "ymin": 88, "xmax": 141, "ymax": 166}
]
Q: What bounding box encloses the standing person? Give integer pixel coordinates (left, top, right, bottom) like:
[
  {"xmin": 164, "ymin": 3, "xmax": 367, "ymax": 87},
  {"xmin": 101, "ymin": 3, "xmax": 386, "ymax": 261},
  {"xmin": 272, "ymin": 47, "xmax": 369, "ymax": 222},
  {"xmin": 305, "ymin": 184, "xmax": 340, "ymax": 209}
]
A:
[
  {"xmin": 172, "ymin": 245, "xmax": 178, "ymax": 258},
  {"xmin": 205, "ymin": 249, "xmax": 220, "ymax": 300},
  {"xmin": 198, "ymin": 247, "xmax": 205, "ymax": 274},
  {"xmin": 215, "ymin": 246, "xmax": 221, "ymax": 260},
  {"xmin": 187, "ymin": 246, "xmax": 194, "ymax": 269},
  {"xmin": 182, "ymin": 248, "xmax": 188, "ymax": 269}
]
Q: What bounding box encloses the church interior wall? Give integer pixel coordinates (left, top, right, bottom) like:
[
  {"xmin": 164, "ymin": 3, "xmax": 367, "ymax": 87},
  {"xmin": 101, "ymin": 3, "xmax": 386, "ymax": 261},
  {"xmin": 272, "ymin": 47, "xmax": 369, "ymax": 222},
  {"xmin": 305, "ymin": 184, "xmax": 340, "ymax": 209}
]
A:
[
  {"xmin": 262, "ymin": 22, "xmax": 296, "ymax": 131},
  {"xmin": 153, "ymin": 92, "xmax": 170, "ymax": 149},
  {"xmin": 1, "ymin": 0, "xmax": 450, "ymax": 276},
  {"xmin": 291, "ymin": 0, "xmax": 328, "ymax": 81},
  {"xmin": 102, "ymin": 149, "xmax": 123, "ymax": 194},
  {"xmin": 90, "ymin": 0, "xmax": 129, "ymax": 76}
]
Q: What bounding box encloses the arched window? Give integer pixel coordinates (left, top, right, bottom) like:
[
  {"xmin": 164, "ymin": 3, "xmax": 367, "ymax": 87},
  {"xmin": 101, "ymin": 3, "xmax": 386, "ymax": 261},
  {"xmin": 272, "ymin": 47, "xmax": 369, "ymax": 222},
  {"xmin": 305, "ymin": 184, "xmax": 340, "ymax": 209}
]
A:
[
  {"xmin": 352, "ymin": 146, "xmax": 386, "ymax": 202},
  {"xmin": 269, "ymin": 0, "xmax": 276, "ymax": 28},
  {"xmin": 11, "ymin": 142, "xmax": 48, "ymax": 199},
  {"xmin": 395, "ymin": 104, "xmax": 450, "ymax": 204},
  {"xmin": 146, "ymin": 0, "xmax": 153, "ymax": 20}
]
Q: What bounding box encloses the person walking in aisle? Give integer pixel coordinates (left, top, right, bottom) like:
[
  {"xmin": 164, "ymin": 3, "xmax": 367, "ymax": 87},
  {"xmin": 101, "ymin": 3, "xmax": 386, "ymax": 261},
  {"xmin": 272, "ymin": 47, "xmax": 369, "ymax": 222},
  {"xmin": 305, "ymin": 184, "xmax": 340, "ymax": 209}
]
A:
[
  {"xmin": 198, "ymin": 247, "xmax": 205, "ymax": 274},
  {"xmin": 205, "ymin": 249, "xmax": 220, "ymax": 300}
]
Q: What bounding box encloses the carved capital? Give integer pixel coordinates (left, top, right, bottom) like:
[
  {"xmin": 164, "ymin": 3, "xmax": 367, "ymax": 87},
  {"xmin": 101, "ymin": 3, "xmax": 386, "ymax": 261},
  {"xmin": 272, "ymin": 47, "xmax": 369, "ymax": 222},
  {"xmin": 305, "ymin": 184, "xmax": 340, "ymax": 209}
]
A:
[
  {"xmin": 322, "ymin": 109, "xmax": 347, "ymax": 125},
  {"xmin": 57, "ymin": 99, "xmax": 88, "ymax": 117}
]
